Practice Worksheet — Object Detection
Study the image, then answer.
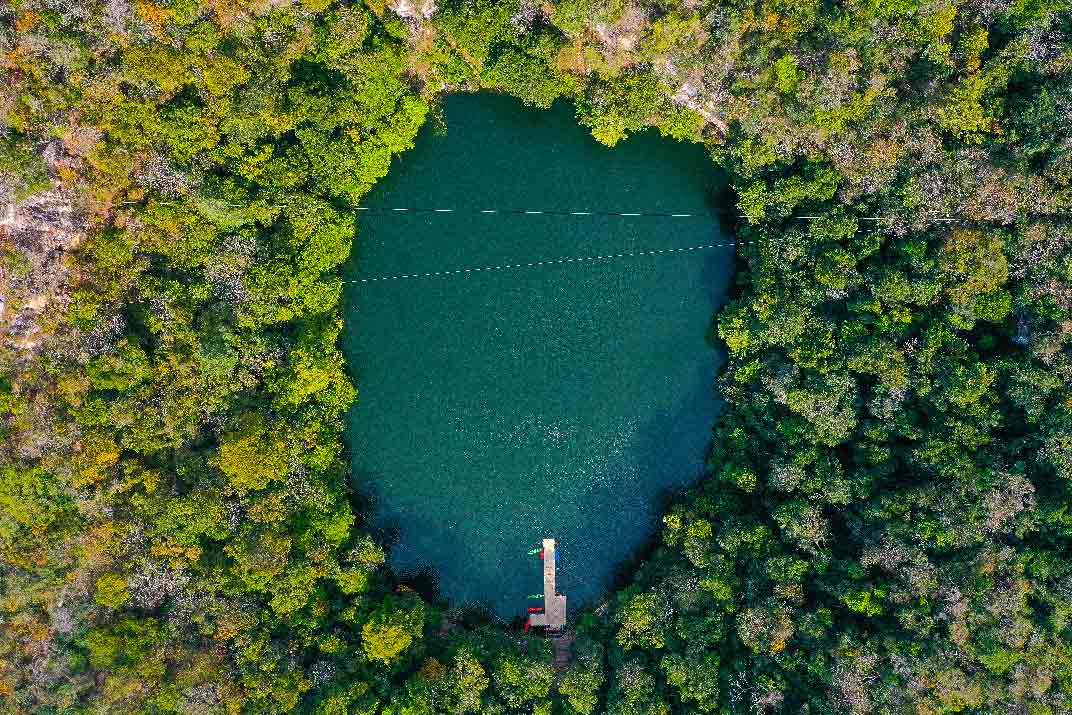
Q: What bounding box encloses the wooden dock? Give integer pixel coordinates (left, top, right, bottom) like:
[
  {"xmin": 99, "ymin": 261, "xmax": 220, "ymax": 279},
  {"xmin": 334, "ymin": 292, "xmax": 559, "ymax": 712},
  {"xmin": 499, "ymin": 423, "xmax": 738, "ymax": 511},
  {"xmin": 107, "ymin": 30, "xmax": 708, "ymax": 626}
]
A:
[{"xmin": 528, "ymin": 538, "xmax": 566, "ymax": 630}]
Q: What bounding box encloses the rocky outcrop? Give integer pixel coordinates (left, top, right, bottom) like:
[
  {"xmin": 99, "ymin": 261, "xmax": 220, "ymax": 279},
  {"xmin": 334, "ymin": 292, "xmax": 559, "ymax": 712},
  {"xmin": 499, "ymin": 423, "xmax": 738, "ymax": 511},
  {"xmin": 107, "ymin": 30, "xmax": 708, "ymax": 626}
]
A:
[
  {"xmin": 388, "ymin": 0, "xmax": 437, "ymax": 21},
  {"xmin": 0, "ymin": 143, "xmax": 85, "ymax": 356}
]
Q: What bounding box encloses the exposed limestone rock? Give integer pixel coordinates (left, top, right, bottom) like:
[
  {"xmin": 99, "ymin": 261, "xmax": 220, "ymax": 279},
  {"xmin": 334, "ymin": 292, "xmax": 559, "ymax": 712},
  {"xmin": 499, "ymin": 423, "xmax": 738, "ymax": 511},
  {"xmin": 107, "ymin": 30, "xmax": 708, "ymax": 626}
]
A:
[
  {"xmin": 1, "ymin": 143, "xmax": 85, "ymax": 356},
  {"xmin": 671, "ymin": 80, "xmax": 728, "ymax": 135},
  {"xmin": 389, "ymin": 0, "xmax": 437, "ymax": 21}
]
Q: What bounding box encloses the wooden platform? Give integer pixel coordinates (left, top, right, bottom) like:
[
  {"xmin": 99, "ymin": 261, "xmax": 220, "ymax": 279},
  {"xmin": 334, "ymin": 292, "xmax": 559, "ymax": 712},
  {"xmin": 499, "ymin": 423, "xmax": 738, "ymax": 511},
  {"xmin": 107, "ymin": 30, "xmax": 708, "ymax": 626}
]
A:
[{"xmin": 528, "ymin": 538, "xmax": 566, "ymax": 630}]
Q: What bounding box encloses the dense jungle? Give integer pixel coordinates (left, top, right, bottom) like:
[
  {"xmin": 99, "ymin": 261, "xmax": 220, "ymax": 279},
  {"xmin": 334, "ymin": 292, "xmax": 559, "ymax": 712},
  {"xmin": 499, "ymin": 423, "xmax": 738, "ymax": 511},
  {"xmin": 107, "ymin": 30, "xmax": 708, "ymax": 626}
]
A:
[{"xmin": 1, "ymin": 1, "xmax": 1071, "ymax": 714}]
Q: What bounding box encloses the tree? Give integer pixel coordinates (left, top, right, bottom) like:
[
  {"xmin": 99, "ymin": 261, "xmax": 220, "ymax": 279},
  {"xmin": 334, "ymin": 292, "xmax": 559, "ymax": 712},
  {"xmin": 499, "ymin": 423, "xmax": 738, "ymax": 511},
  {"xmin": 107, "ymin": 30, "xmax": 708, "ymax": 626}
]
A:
[
  {"xmin": 362, "ymin": 596, "xmax": 425, "ymax": 664},
  {"xmin": 606, "ymin": 660, "xmax": 669, "ymax": 715},
  {"xmin": 94, "ymin": 573, "xmax": 130, "ymax": 609},
  {"xmin": 558, "ymin": 640, "xmax": 604, "ymax": 715},
  {"xmin": 660, "ymin": 652, "xmax": 720, "ymax": 712},
  {"xmin": 616, "ymin": 590, "xmax": 669, "ymax": 650},
  {"xmin": 443, "ymin": 649, "xmax": 489, "ymax": 714},
  {"xmin": 216, "ymin": 415, "xmax": 290, "ymax": 492},
  {"xmin": 492, "ymin": 652, "xmax": 553, "ymax": 711}
]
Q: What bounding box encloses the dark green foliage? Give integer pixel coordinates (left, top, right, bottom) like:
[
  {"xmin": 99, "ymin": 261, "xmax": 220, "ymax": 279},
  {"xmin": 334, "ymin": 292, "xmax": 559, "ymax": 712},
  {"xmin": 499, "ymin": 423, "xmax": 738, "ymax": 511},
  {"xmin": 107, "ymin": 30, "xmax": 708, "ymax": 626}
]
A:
[{"xmin": 1, "ymin": 0, "xmax": 1070, "ymax": 714}]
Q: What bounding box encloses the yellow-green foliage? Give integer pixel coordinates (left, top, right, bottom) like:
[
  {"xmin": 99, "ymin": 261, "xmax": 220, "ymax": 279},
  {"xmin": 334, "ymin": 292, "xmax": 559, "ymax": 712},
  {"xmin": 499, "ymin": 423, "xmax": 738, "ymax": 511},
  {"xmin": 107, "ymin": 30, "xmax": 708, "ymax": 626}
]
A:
[
  {"xmin": 3, "ymin": 2, "xmax": 1071, "ymax": 714},
  {"xmin": 361, "ymin": 596, "xmax": 425, "ymax": 664},
  {"xmin": 216, "ymin": 415, "xmax": 289, "ymax": 492},
  {"xmin": 94, "ymin": 573, "xmax": 131, "ymax": 608}
]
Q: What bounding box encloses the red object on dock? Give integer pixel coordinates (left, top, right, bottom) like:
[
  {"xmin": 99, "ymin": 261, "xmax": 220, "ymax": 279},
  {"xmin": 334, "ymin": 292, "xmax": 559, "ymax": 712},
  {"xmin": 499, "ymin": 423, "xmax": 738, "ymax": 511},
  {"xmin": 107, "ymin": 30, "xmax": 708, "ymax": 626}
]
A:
[
  {"xmin": 539, "ymin": 550, "xmax": 544, "ymax": 559},
  {"xmin": 524, "ymin": 617, "xmax": 531, "ymax": 633}
]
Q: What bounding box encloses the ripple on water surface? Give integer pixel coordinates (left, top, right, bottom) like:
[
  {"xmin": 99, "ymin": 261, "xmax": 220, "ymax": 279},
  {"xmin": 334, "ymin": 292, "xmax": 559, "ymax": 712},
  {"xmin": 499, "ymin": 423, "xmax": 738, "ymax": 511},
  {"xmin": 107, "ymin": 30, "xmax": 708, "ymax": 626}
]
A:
[{"xmin": 343, "ymin": 92, "xmax": 734, "ymax": 619}]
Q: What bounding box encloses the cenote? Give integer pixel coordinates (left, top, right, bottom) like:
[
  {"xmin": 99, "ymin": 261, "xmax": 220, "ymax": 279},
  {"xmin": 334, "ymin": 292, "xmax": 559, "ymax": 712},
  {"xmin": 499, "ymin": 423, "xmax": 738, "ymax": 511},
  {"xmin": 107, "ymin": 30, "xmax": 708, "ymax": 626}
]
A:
[{"xmin": 342, "ymin": 93, "xmax": 734, "ymax": 619}]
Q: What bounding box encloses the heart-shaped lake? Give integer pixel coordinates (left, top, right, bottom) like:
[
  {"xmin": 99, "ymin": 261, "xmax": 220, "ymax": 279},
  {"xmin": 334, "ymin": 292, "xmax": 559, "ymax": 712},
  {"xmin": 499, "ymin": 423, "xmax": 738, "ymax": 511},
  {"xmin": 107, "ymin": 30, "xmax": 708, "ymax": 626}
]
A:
[{"xmin": 343, "ymin": 92, "xmax": 734, "ymax": 619}]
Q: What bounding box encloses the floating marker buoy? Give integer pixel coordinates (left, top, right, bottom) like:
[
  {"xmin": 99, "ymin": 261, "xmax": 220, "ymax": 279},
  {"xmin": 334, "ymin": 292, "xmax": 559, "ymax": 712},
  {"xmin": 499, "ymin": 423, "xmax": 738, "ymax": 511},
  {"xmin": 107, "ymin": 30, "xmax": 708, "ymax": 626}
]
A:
[{"xmin": 528, "ymin": 607, "xmax": 544, "ymax": 613}]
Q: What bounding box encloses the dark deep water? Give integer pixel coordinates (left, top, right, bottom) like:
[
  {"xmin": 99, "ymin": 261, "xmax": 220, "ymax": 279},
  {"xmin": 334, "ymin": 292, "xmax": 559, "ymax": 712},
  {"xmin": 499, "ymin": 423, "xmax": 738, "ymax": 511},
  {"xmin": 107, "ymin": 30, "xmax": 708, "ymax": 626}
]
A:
[{"xmin": 342, "ymin": 93, "xmax": 734, "ymax": 619}]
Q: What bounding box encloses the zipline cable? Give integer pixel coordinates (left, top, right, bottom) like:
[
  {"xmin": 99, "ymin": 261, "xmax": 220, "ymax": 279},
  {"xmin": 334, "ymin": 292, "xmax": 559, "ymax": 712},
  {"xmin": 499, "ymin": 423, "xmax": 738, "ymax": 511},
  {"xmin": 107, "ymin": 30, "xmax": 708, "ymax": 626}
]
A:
[{"xmin": 348, "ymin": 239, "xmax": 748, "ymax": 284}]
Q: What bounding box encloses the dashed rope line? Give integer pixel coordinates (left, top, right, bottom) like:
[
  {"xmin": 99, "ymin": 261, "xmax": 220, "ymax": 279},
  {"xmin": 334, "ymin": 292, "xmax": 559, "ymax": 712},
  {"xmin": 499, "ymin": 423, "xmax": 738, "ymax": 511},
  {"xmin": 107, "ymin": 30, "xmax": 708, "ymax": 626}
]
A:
[
  {"xmin": 349, "ymin": 240, "xmax": 746, "ymax": 284},
  {"xmin": 112, "ymin": 199, "xmax": 971, "ymax": 224},
  {"xmin": 355, "ymin": 207, "xmax": 965, "ymax": 222},
  {"xmin": 360, "ymin": 207, "xmax": 703, "ymax": 217}
]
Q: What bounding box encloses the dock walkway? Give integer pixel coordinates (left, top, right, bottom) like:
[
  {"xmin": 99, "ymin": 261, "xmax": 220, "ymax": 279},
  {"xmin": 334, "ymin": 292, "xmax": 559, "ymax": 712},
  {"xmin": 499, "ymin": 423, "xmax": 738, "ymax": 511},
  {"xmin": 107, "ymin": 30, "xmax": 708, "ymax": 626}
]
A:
[{"xmin": 527, "ymin": 538, "xmax": 566, "ymax": 630}]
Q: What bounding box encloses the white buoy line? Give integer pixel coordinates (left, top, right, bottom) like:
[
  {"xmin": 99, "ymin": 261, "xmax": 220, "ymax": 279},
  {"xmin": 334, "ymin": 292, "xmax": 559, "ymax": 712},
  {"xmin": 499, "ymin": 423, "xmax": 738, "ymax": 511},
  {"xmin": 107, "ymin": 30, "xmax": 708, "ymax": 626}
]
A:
[
  {"xmin": 354, "ymin": 207, "xmax": 964, "ymax": 222},
  {"xmin": 361, "ymin": 207, "xmax": 703, "ymax": 217},
  {"xmin": 348, "ymin": 240, "xmax": 749, "ymax": 284},
  {"xmin": 111, "ymin": 198, "xmax": 968, "ymax": 225}
]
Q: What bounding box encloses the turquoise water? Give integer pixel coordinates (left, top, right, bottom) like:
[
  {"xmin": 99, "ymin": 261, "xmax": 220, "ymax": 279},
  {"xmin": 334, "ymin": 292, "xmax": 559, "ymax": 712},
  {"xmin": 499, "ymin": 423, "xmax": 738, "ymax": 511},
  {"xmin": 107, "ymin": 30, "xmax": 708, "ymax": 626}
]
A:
[{"xmin": 342, "ymin": 93, "xmax": 733, "ymax": 619}]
